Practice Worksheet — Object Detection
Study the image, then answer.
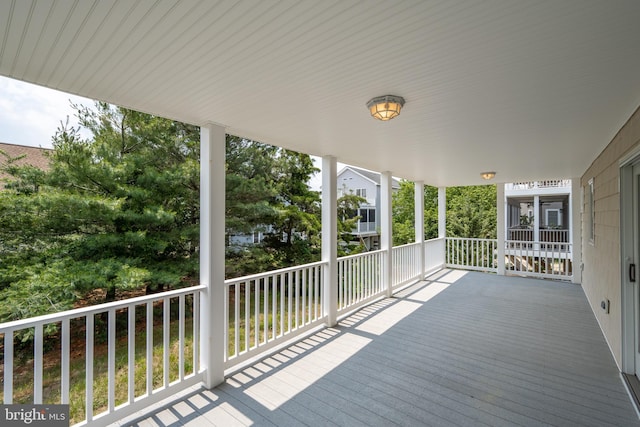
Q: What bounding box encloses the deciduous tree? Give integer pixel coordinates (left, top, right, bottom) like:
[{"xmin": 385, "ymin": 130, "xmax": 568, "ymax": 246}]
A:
[{"xmin": 392, "ymin": 181, "xmax": 439, "ymax": 245}]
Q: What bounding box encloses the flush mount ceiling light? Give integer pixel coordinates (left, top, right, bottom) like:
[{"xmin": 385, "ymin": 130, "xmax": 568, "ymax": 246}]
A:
[
  {"xmin": 366, "ymin": 95, "xmax": 405, "ymax": 121},
  {"xmin": 481, "ymin": 171, "xmax": 496, "ymax": 180}
]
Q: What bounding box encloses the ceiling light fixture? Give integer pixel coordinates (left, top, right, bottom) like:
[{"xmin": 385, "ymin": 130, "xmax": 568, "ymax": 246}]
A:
[
  {"xmin": 366, "ymin": 95, "xmax": 405, "ymax": 121},
  {"xmin": 480, "ymin": 171, "xmax": 496, "ymax": 180}
]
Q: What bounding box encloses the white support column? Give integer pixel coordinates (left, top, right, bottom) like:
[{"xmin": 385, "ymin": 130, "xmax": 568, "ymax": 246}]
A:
[
  {"xmin": 570, "ymin": 178, "xmax": 582, "ymax": 284},
  {"xmin": 496, "ymin": 183, "xmax": 506, "ymax": 275},
  {"xmin": 437, "ymin": 187, "xmax": 446, "ymax": 270},
  {"xmin": 533, "ymin": 195, "xmax": 540, "ymax": 248},
  {"xmin": 322, "ymin": 156, "xmax": 338, "ymax": 327},
  {"xmin": 415, "ymin": 181, "xmax": 425, "ymax": 278},
  {"xmin": 381, "ymin": 172, "xmax": 393, "ymax": 297},
  {"xmin": 438, "ymin": 187, "xmax": 446, "ymax": 239},
  {"xmin": 199, "ymin": 123, "xmax": 226, "ymax": 389}
]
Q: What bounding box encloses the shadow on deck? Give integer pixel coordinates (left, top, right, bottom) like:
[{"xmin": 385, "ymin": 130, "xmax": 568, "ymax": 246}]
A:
[{"xmin": 119, "ymin": 269, "xmax": 639, "ymax": 427}]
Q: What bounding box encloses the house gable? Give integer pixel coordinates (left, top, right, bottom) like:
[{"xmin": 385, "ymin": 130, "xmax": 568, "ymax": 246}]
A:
[
  {"xmin": 337, "ymin": 167, "xmax": 378, "ymax": 206},
  {"xmin": 337, "ymin": 166, "xmax": 400, "ymax": 204}
]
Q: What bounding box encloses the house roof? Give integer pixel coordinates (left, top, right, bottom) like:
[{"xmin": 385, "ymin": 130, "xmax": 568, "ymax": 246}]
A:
[
  {"xmin": 2, "ymin": 1, "xmax": 640, "ymax": 186},
  {"xmin": 338, "ymin": 166, "xmax": 401, "ymax": 189},
  {"xmin": 0, "ymin": 142, "xmax": 52, "ymax": 189},
  {"xmin": 0, "ymin": 142, "xmax": 52, "ymax": 171}
]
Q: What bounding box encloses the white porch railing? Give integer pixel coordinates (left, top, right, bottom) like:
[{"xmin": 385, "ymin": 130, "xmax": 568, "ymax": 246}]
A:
[
  {"xmin": 337, "ymin": 250, "xmax": 384, "ymax": 315},
  {"xmin": 505, "ymin": 240, "xmax": 572, "ymax": 279},
  {"xmin": 540, "ymin": 229, "xmax": 569, "ymax": 243},
  {"xmin": 446, "ymin": 237, "xmax": 498, "ymax": 273},
  {"xmin": 508, "ymin": 228, "xmax": 533, "ymax": 241},
  {"xmin": 507, "ymin": 179, "xmax": 571, "ymax": 190},
  {"xmin": 0, "ymin": 286, "xmax": 203, "ymax": 427},
  {"xmin": 224, "ymin": 261, "xmax": 326, "ymax": 369},
  {"xmin": 1, "ymin": 234, "xmax": 576, "ymax": 426},
  {"xmin": 445, "ymin": 237, "xmax": 573, "ymax": 280},
  {"xmin": 355, "ymin": 221, "xmax": 377, "ymax": 233},
  {"xmin": 392, "ymin": 242, "xmax": 422, "ymax": 289},
  {"xmin": 425, "ymin": 237, "xmax": 446, "ymax": 275},
  {"xmin": 507, "ymin": 228, "xmax": 569, "ymax": 243}
]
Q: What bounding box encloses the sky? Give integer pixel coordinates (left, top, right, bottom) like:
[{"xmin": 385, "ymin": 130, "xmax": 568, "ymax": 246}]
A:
[
  {"xmin": 0, "ymin": 76, "xmax": 340, "ymax": 189},
  {"xmin": 0, "ymin": 76, "xmax": 92, "ymax": 149}
]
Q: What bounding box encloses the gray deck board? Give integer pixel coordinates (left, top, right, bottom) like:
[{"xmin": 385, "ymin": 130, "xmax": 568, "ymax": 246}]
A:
[{"xmin": 120, "ymin": 270, "xmax": 640, "ymax": 427}]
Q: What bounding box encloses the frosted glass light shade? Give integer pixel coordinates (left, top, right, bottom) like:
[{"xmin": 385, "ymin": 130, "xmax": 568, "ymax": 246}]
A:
[
  {"xmin": 366, "ymin": 95, "xmax": 405, "ymax": 121},
  {"xmin": 481, "ymin": 172, "xmax": 496, "ymax": 180}
]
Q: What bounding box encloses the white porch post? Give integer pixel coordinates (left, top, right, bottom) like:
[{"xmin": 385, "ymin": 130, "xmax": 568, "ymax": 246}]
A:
[
  {"xmin": 322, "ymin": 156, "xmax": 338, "ymax": 327},
  {"xmin": 496, "ymin": 183, "xmax": 506, "ymax": 275},
  {"xmin": 381, "ymin": 172, "xmax": 393, "ymax": 297},
  {"xmin": 438, "ymin": 187, "xmax": 446, "ymax": 238},
  {"xmin": 415, "ymin": 181, "xmax": 425, "ymax": 278},
  {"xmin": 533, "ymin": 195, "xmax": 540, "ymax": 248},
  {"xmin": 199, "ymin": 123, "xmax": 226, "ymax": 388},
  {"xmin": 438, "ymin": 187, "xmax": 446, "ymax": 268},
  {"xmin": 570, "ymin": 178, "xmax": 582, "ymax": 284}
]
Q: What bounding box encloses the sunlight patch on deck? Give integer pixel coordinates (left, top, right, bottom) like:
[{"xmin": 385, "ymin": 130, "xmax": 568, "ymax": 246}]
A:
[
  {"xmin": 437, "ymin": 269, "xmax": 468, "ymax": 283},
  {"xmin": 243, "ymin": 332, "xmax": 371, "ymax": 410},
  {"xmin": 425, "ymin": 268, "xmax": 453, "ymax": 281},
  {"xmin": 355, "ymin": 300, "xmax": 422, "ymax": 335},
  {"xmin": 406, "ymin": 281, "xmax": 450, "ymax": 303}
]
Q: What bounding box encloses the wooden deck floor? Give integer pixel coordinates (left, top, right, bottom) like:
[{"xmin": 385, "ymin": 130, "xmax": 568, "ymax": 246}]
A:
[{"xmin": 119, "ymin": 269, "xmax": 639, "ymax": 426}]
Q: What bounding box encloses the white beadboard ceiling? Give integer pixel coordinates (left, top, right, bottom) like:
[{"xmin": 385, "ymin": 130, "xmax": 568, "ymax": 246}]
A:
[{"xmin": 2, "ymin": 0, "xmax": 640, "ymax": 186}]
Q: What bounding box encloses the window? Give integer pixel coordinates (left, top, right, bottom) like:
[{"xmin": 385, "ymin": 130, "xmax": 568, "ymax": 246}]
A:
[
  {"xmin": 546, "ymin": 209, "xmax": 561, "ymax": 227},
  {"xmin": 588, "ymin": 178, "xmax": 595, "ymax": 244},
  {"xmin": 356, "ymin": 188, "xmax": 366, "ymax": 198},
  {"xmin": 357, "ymin": 208, "xmax": 376, "ymax": 223}
]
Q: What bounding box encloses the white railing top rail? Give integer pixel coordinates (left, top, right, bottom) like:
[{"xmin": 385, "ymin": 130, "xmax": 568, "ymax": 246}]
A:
[
  {"xmin": 446, "ymin": 237, "xmax": 497, "ymax": 242},
  {"xmin": 0, "ymin": 285, "xmax": 205, "ymax": 333},
  {"xmin": 337, "ymin": 248, "xmax": 385, "ymax": 261},
  {"xmin": 384, "ymin": 238, "xmax": 444, "ymax": 246},
  {"xmin": 224, "ymin": 260, "xmax": 327, "ymax": 284},
  {"xmin": 505, "ymin": 240, "xmax": 573, "ymax": 254},
  {"xmin": 506, "ymin": 239, "xmax": 572, "ymax": 245},
  {"xmin": 507, "ymin": 227, "xmax": 569, "ymax": 230},
  {"xmin": 392, "ymin": 241, "xmax": 422, "ymax": 250},
  {"xmin": 425, "ymin": 236, "xmax": 445, "ymax": 242}
]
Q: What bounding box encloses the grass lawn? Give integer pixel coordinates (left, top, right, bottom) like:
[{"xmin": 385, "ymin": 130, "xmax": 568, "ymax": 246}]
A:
[
  {"xmin": 1, "ymin": 284, "xmax": 322, "ymax": 425},
  {"xmin": 2, "ymin": 300, "xmax": 195, "ymax": 425}
]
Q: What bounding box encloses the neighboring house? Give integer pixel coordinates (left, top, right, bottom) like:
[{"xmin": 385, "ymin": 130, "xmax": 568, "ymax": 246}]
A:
[
  {"xmin": 504, "ymin": 179, "xmax": 572, "ymax": 243},
  {"xmin": 337, "ymin": 166, "xmax": 400, "ymax": 250},
  {"xmin": 228, "ymin": 225, "xmax": 273, "ymax": 248},
  {"xmin": 0, "ymin": 142, "xmax": 52, "ymax": 189},
  {"xmin": 229, "ymin": 166, "xmax": 401, "ymax": 251},
  {"xmin": 503, "ymin": 179, "xmax": 573, "ymax": 276}
]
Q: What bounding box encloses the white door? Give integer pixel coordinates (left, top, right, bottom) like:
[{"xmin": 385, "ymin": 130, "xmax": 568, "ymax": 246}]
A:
[
  {"xmin": 632, "ymin": 163, "xmax": 640, "ymax": 375},
  {"xmin": 619, "ymin": 159, "xmax": 640, "ymax": 375}
]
